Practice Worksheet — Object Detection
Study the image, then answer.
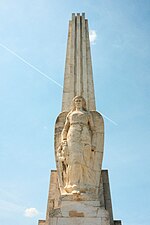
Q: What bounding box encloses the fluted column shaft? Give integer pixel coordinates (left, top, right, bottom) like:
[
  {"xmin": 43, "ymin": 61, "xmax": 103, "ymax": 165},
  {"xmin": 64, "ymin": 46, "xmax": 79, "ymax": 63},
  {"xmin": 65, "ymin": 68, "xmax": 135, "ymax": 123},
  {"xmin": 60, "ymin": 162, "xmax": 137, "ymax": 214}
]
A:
[{"xmin": 62, "ymin": 13, "xmax": 96, "ymax": 111}]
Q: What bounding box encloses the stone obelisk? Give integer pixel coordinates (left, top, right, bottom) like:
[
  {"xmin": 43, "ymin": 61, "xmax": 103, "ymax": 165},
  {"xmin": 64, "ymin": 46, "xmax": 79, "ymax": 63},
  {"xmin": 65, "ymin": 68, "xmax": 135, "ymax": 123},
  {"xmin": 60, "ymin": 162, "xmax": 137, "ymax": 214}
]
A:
[
  {"xmin": 38, "ymin": 13, "xmax": 122, "ymax": 225},
  {"xmin": 62, "ymin": 13, "xmax": 95, "ymax": 111}
]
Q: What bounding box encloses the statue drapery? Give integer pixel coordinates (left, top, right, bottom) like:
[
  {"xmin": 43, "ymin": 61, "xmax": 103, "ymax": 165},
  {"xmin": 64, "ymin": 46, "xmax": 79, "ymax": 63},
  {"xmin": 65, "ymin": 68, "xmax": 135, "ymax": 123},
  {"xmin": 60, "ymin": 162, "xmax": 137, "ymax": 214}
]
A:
[{"xmin": 55, "ymin": 96, "xmax": 104, "ymax": 195}]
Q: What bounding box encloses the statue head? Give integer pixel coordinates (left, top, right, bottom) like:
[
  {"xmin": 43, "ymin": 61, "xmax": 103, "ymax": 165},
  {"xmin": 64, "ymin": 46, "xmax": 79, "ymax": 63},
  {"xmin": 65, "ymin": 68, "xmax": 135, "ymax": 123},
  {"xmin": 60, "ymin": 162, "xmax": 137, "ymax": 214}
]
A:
[{"xmin": 71, "ymin": 96, "xmax": 87, "ymax": 111}]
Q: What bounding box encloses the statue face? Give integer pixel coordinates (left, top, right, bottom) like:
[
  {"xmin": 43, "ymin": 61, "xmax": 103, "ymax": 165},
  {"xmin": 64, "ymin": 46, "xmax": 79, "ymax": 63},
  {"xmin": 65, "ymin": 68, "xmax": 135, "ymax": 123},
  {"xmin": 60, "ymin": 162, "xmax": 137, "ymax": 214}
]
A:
[{"xmin": 74, "ymin": 97, "xmax": 82, "ymax": 109}]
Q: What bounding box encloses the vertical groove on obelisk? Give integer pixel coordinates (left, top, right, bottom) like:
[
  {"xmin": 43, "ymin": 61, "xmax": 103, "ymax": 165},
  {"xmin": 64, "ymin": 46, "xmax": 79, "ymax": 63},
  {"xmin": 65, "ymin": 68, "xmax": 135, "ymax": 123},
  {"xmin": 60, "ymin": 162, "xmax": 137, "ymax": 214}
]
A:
[
  {"xmin": 76, "ymin": 13, "xmax": 81, "ymax": 96},
  {"xmin": 72, "ymin": 14, "xmax": 76, "ymax": 97},
  {"xmin": 72, "ymin": 14, "xmax": 76, "ymax": 99},
  {"xmin": 80, "ymin": 15, "xmax": 83, "ymax": 97},
  {"xmin": 81, "ymin": 13, "xmax": 88, "ymax": 108}
]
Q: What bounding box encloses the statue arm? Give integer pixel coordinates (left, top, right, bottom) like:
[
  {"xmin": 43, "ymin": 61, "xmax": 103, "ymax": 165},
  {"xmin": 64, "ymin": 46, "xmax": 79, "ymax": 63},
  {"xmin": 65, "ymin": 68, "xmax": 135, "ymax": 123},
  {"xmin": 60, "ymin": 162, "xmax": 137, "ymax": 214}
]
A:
[
  {"xmin": 89, "ymin": 113, "xmax": 96, "ymax": 151},
  {"xmin": 61, "ymin": 116, "xmax": 70, "ymax": 142}
]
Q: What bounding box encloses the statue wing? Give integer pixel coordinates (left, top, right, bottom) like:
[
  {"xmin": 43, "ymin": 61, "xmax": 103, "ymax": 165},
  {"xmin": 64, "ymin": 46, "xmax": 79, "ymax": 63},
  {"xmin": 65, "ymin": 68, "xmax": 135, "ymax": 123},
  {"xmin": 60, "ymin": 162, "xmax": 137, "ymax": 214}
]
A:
[
  {"xmin": 54, "ymin": 112, "xmax": 68, "ymax": 191},
  {"xmin": 90, "ymin": 111, "xmax": 104, "ymax": 187}
]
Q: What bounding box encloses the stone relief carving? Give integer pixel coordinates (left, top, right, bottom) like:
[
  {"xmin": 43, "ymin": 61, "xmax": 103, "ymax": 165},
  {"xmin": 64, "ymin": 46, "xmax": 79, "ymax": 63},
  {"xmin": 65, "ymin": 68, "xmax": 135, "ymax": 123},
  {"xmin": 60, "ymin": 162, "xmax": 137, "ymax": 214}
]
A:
[{"xmin": 55, "ymin": 96, "xmax": 104, "ymax": 195}]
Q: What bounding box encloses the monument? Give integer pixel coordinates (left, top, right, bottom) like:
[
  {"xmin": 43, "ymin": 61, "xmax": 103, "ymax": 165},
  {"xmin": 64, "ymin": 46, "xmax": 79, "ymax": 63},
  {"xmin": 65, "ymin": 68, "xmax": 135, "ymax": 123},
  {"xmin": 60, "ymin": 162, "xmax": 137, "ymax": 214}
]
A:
[{"xmin": 38, "ymin": 13, "xmax": 122, "ymax": 225}]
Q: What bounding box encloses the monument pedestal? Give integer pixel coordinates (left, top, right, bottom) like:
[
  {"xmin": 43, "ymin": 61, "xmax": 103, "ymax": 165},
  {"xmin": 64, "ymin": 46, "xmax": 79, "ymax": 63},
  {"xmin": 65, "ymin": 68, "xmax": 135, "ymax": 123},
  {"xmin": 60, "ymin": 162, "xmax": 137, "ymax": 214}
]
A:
[
  {"xmin": 49, "ymin": 200, "xmax": 110, "ymax": 225},
  {"xmin": 38, "ymin": 170, "xmax": 121, "ymax": 225},
  {"xmin": 49, "ymin": 217, "xmax": 110, "ymax": 225}
]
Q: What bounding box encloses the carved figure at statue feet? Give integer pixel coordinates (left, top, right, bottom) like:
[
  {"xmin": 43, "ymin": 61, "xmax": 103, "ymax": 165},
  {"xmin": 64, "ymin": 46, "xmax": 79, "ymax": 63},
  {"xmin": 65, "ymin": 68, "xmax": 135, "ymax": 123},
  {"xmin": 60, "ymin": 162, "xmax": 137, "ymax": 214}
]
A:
[{"xmin": 61, "ymin": 96, "xmax": 96, "ymax": 194}]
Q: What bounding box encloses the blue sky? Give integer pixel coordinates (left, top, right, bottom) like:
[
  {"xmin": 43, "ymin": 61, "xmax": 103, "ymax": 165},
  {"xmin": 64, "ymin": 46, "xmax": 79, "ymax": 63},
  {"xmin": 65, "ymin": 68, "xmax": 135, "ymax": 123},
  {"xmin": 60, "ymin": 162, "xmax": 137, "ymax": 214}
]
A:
[{"xmin": 0, "ymin": 0, "xmax": 150, "ymax": 225}]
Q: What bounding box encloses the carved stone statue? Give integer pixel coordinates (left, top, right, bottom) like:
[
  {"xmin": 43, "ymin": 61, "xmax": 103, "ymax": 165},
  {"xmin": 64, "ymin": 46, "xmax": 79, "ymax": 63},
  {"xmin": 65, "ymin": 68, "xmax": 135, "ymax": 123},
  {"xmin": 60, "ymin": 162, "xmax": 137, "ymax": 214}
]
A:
[{"xmin": 55, "ymin": 96, "xmax": 104, "ymax": 195}]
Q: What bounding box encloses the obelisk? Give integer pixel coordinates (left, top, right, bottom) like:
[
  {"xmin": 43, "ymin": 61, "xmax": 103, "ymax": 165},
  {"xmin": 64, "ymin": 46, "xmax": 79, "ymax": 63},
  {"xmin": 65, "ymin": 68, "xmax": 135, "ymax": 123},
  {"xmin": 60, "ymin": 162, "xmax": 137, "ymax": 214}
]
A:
[
  {"xmin": 62, "ymin": 13, "xmax": 95, "ymax": 111},
  {"xmin": 38, "ymin": 13, "xmax": 122, "ymax": 225}
]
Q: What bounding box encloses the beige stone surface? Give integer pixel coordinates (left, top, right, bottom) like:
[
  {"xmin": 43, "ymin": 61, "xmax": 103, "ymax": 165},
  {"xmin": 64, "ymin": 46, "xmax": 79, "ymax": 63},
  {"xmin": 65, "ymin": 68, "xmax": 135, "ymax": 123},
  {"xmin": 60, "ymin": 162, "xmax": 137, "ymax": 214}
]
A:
[
  {"xmin": 49, "ymin": 217, "xmax": 109, "ymax": 225},
  {"xmin": 60, "ymin": 200, "xmax": 102, "ymax": 217},
  {"xmin": 60, "ymin": 192, "xmax": 100, "ymax": 201},
  {"xmin": 62, "ymin": 13, "xmax": 96, "ymax": 112},
  {"xmin": 38, "ymin": 170, "xmax": 122, "ymax": 225},
  {"xmin": 48, "ymin": 205, "xmax": 110, "ymax": 225},
  {"xmin": 55, "ymin": 13, "xmax": 104, "ymax": 197},
  {"xmin": 48, "ymin": 203, "xmax": 110, "ymax": 224},
  {"xmin": 101, "ymin": 170, "xmax": 114, "ymax": 225},
  {"xmin": 55, "ymin": 96, "xmax": 104, "ymax": 196}
]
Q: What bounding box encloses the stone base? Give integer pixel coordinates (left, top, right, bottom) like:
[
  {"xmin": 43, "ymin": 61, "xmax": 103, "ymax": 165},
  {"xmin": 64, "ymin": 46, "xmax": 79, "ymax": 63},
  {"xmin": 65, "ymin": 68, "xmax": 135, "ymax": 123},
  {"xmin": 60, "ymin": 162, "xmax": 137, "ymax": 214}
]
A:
[
  {"xmin": 49, "ymin": 217, "xmax": 110, "ymax": 225},
  {"xmin": 52, "ymin": 199, "xmax": 108, "ymax": 215},
  {"xmin": 48, "ymin": 193, "xmax": 110, "ymax": 224},
  {"xmin": 38, "ymin": 170, "xmax": 122, "ymax": 225},
  {"xmin": 49, "ymin": 200, "xmax": 110, "ymax": 224}
]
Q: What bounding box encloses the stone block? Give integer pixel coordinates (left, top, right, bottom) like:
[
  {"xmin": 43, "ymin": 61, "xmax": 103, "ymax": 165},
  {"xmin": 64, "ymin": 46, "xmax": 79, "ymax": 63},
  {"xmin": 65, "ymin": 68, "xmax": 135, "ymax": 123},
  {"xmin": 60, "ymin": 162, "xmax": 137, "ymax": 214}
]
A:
[
  {"xmin": 49, "ymin": 217, "xmax": 104, "ymax": 225},
  {"xmin": 114, "ymin": 220, "xmax": 122, "ymax": 225},
  {"xmin": 38, "ymin": 220, "xmax": 46, "ymax": 225},
  {"xmin": 60, "ymin": 200, "xmax": 102, "ymax": 217}
]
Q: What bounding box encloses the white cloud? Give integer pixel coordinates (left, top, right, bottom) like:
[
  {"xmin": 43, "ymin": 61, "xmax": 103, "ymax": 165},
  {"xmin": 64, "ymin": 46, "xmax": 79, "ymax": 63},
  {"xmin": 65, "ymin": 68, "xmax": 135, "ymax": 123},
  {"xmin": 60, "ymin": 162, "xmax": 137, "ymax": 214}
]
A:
[
  {"xmin": 24, "ymin": 208, "xmax": 39, "ymax": 217},
  {"xmin": 89, "ymin": 30, "xmax": 97, "ymax": 45}
]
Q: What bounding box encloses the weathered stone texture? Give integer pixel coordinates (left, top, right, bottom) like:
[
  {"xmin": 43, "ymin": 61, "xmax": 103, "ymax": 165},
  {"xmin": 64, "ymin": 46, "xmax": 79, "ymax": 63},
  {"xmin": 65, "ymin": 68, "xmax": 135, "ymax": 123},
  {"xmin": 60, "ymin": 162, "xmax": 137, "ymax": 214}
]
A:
[
  {"xmin": 39, "ymin": 170, "xmax": 121, "ymax": 225},
  {"xmin": 102, "ymin": 170, "xmax": 114, "ymax": 225},
  {"xmin": 55, "ymin": 108, "xmax": 104, "ymax": 196},
  {"xmin": 49, "ymin": 217, "xmax": 109, "ymax": 225}
]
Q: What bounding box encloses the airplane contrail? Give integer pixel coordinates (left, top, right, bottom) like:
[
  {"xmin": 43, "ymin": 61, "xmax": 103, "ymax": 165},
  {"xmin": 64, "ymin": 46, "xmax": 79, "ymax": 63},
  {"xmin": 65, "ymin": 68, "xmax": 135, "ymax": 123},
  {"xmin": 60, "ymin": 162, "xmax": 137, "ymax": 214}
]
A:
[
  {"xmin": 0, "ymin": 42, "xmax": 117, "ymax": 126},
  {"xmin": 100, "ymin": 112, "xmax": 118, "ymax": 126},
  {"xmin": 0, "ymin": 43, "xmax": 63, "ymax": 88}
]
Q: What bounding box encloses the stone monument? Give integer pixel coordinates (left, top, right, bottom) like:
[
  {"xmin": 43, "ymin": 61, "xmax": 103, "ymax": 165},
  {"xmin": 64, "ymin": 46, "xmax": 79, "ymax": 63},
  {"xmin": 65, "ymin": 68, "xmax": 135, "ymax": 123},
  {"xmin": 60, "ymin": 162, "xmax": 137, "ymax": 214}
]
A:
[{"xmin": 38, "ymin": 13, "xmax": 122, "ymax": 225}]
